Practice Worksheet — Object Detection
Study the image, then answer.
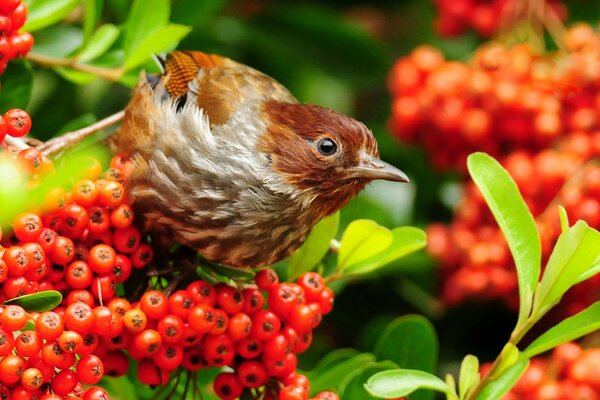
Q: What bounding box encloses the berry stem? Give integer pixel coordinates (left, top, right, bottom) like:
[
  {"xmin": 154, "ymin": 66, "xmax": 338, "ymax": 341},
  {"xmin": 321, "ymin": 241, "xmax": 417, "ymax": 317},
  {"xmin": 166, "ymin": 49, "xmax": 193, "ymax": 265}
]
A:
[
  {"xmin": 25, "ymin": 52, "xmax": 125, "ymax": 81},
  {"xmin": 3, "ymin": 136, "xmax": 30, "ymax": 151},
  {"xmin": 37, "ymin": 110, "xmax": 125, "ymax": 157}
]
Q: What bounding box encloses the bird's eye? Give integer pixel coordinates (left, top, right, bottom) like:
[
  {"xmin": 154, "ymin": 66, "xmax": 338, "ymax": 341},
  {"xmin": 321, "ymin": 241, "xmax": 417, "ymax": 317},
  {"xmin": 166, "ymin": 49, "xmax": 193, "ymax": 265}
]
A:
[{"xmin": 316, "ymin": 138, "xmax": 338, "ymax": 156}]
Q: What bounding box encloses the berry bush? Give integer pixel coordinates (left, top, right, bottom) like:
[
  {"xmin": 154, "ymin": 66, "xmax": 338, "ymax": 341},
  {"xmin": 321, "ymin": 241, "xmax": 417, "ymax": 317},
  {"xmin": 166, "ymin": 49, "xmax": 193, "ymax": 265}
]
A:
[{"xmin": 2, "ymin": 0, "xmax": 600, "ymax": 400}]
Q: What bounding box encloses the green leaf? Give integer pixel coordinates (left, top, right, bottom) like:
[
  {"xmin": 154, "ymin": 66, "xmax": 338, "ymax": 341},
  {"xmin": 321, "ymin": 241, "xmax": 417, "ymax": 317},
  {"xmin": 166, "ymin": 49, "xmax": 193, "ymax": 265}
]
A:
[
  {"xmin": 54, "ymin": 67, "xmax": 97, "ymax": 85},
  {"xmin": 123, "ymin": 24, "xmax": 191, "ymax": 70},
  {"xmin": 4, "ymin": 291, "xmax": 62, "ymax": 312},
  {"xmin": 476, "ymin": 359, "xmax": 529, "ymax": 400},
  {"xmin": 307, "ymin": 348, "xmax": 361, "ymax": 376},
  {"xmin": 308, "ymin": 353, "xmax": 376, "ymax": 394},
  {"xmin": 558, "ymin": 206, "xmax": 569, "ymax": 232},
  {"xmin": 0, "ymin": 60, "xmax": 33, "ymax": 111},
  {"xmin": 288, "ymin": 212, "xmax": 339, "ymax": 280},
  {"xmin": 492, "ymin": 344, "xmax": 520, "ymax": 380},
  {"xmin": 123, "ymin": 0, "xmax": 169, "ymax": 57},
  {"xmin": 23, "ymin": 0, "xmax": 81, "ymax": 32},
  {"xmin": 338, "ymin": 220, "xmax": 393, "ymax": 271},
  {"xmin": 77, "ymin": 24, "xmax": 120, "ymax": 62},
  {"xmin": 467, "ymin": 152, "xmax": 541, "ymax": 329},
  {"xmin": 533, "ymin": 221, "xmax": 600, "ymax": 317},
  {"xmin": 339, "ymin": 361, "xmax": 399, "ymax": 400},
  {"xmin": 374, "ymin": 315, "xmax": 438, "ymax": 400},
  {"xmin": 445, "ymin": 374, "xmax": 460, "ymax": 400},
  {"xmin": 344, "ymin": 227, "xmax": 427, "ymax": 275},
  {"xmin": 83, "ymin": 0, "xmax": 103, "ymax": 42},
  {"xmin": 365, "ymin": 369, "xmax": 449, "ymax": 399},
  {"xmin": 524, "ymin": 300, "xmax": 600, "ymax": 358},
  {"xmin": 374, "ymin": 315, "xmax": 438, "ymax": 374},
  {"xmin": 31, "ymin": 25, "xmax": 84, "ymax": 57},
  {"xmin": 458, "ymin": 355, "xmax": 480, "ymax": 400}
]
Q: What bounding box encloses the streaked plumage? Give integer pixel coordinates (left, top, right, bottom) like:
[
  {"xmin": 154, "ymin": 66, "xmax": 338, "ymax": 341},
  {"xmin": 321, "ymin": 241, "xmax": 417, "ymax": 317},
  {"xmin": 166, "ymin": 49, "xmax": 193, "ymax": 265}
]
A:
[{"xmin": 112, "ymin": 51, "xmax": 408, "ymax": 267}]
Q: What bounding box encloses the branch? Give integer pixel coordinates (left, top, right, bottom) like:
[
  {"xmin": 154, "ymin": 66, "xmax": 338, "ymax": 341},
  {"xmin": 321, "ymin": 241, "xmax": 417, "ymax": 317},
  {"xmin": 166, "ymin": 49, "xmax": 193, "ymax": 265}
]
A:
[
  {"xmin": 4, "ymin": 136, "xmax": 31, "ymax": 151},
  {"xmin": 26, "ymin": 52, "xmax": 125, "ymax": 81},
  {"xmin": 37, "ymin": 111, "xmax": 125, "ymax": 157}
]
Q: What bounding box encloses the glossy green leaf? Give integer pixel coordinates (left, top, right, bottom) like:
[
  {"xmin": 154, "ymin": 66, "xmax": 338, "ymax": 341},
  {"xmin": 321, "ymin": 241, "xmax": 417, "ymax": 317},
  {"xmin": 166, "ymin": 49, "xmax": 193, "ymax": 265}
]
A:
[
  {"xmin": 123, "ymin": 0, "xmax": 169, "ymax": 57},
  {"xmin": 374, "ymin": 315, "xmax": 438, "ymax": 374},
  {"xmin": 338, "ymin": 220, "xmax": 393, "ymax": 271},
  {"xmin": 458, "ymin": 355, "xmax": 480, "ymax": 400},
  {"xmin": 0, "ymin": 60, "xmax": 33, "ymax": 111},
  {"xmin": 23, "ymin": 0, "xmax": 81, "ymax": 32},
  {"xmin": 123, "ymin": 24, "xmax": 191, "ymax": 70},
  {"xmin": 308, "ymin": 353, "xmax": 376, "ymax": 394},
  {"xmin": 524, "ymin": 300, "xmax": 600, "ymax": 358},
  {"xmin": 4, "ymin": 291, "xmax": 62, "ymax": 312},
  {"xmin": 374, "ymin": 315, "xmax": 438, "ymax": 400},
  {"xmin": 365, "ymin": 369, "xmax": 449, "ymax": 399},
  {"xmin": 477, "ymin": 359, "xmax": 529, "ymax": 400},
  {"xmin": 83, "ymin": 0, "xmax": 103, "ymax": 41},
  {"xmin": 306, "ymin": 348, "xmax": 361, "ymax": 377},
  {"xmin": 339, "ymin": 361, "xmax": 398, "ymax": 400},
  {"xmin": 492, "ymin": 344, "xmax": 520, "ymax": 380},
  {"xmin": 288, "ymin": 212, "xmax": 339, "ymax": 280},
  {"xmin": 467, "ymin": 152, "xmax": 540, "ymax": 329},
  {"xmin": 55, "ymin": 67, "xmax": 97, "ymax": 85},
  {"xmin": 446, "ymin": 374, "xmax": 460, "ymax": 400},
  {"xmin": 558, "ymin": 206, "xmax": 569, "ymax": 232},
  {"xmin": 31, "ymin": 25, "xmax": 84, "ymax": 57},
  {"xmin": 344, "ymin": 227, "xmax": 426, "ymax": 275},
  {"xmin": 78, "ymin": 24, "xmax": 120, "ymax": 62},
  {"xmin": 533, "ymin": 221, "xmax": 600, "ymax": 317}
]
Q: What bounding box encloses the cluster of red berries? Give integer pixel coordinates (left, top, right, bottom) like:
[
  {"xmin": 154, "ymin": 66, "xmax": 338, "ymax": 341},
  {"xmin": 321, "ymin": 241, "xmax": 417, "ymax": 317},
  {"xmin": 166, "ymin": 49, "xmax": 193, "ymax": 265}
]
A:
[
  {"xmin": 388, "ymin": 23, "xmax": 600, "ymax": 172},
  {"xmin": 0, "ymin": 0, "xmax": 32, "ymax": 73},
  {"xmin": 483, "ymin": 342, "xmax": 600, "ymax": 399},
  {"xmin": 389, "ymin": 23, "xmax": 600, "ymax": 312},
  {"xmin": 432, "ymin": 0, "xmax": 566, "ymax": 38},
  {"xmin": 0, "ymin": 147, "xmax": 341, "ymax": 399},
  {"xmin": 0, "ymin": 150, "xmax": 146, "ymax": 398},
  {"xmin": 209, "ymin": 268, "xmax": 336, "ymax": 400},
  {"xmin": 0, "ymin": 303, "xmax": 109, "ymax": 400},
  {"xmin": 427, "ymin": 132, "xmax": 600, "ymax": 309},
  {"xmin": 0, "ymin": 108, "xmax": 32, "ymax": 144}
]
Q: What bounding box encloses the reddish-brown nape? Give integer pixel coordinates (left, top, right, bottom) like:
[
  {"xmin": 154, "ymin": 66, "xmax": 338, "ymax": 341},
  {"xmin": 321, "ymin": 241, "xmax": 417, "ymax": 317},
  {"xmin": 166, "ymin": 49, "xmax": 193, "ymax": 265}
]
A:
[{"xmin": 260, "ymin": 101, "xmax": 379, "ymax": 217}]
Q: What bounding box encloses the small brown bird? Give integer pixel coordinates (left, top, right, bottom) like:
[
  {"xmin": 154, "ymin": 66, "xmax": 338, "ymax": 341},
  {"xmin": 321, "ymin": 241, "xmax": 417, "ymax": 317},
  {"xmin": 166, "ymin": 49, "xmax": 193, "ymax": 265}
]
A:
[{"xmin": 111, "ymin": 51, "xmax": 408, "ymax": 268}]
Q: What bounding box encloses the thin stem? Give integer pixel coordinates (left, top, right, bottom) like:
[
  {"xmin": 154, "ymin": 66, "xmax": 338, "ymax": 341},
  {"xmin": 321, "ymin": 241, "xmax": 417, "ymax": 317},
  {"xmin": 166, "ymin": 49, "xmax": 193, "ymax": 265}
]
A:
[
  {"xmin": 37, "ymin": 110, "xmax": 125, "ymax": 157},
  {"xmin": 26, "ymin": 52, "xmax": 125, "ymax": 81},
  {"xmin": 3, "ymin": 136, "xmax": 31, "ymax": 151}
]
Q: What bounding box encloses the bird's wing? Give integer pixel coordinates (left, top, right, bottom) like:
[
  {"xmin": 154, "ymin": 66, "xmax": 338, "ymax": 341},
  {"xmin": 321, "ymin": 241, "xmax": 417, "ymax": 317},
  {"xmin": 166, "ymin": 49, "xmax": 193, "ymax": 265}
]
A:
[{"xmin": 154, "ymin": 51, "xmax": 297, "ymax": 126}]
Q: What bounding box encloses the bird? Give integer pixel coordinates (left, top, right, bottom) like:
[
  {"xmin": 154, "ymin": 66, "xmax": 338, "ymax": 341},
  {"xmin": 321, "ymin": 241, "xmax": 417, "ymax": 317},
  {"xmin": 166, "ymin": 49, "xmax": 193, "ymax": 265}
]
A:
[{"xmin": 110, "ymin": 50, "xmax": 409, "ymax": 268}]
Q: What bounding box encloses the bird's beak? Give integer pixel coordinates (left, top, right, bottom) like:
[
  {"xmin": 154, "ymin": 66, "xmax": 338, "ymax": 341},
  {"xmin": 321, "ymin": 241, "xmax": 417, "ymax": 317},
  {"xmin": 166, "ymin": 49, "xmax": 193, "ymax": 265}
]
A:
[{"xmin": 346, "ymin": 155, "xmax": 409, "ymax": 183}]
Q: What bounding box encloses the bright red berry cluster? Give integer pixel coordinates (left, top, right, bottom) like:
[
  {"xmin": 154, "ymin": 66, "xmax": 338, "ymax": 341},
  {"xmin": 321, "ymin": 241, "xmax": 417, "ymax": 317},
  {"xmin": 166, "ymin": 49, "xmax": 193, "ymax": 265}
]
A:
[
  {"xmin": 388, "ymin": 24, "xmax": 600, "ymax": 313},
  {"xmin": 389, "ymin": 23, "xmax": 600, "ymax": 172},
  {"xmin": 483, "ymin": 342, "xmax": 600, "ymax": 399},
  {"xmin": 432, "ymin": 0, "xmax": 566, "ymax": 38},
  {"xmin": 0, "ymin": 147, "xmax": 342, "ymax": 399},
  {"xmin": 427, "ymin": 132, "xmax": 600, "ymax": 309},
  {"xmin": 0, "ymin": 150, "xmax": 147, "ymax": 398},
  {"xmin": 0, "ymin": 303, "xmax": 110, "ymax": 400},
  {"xmin": 0, "ymin": 0, "xmax": 32, "ymax": 73},
  {"xmin": 208, "ymin": 269, "xmax": 336, "ymax": 400}
]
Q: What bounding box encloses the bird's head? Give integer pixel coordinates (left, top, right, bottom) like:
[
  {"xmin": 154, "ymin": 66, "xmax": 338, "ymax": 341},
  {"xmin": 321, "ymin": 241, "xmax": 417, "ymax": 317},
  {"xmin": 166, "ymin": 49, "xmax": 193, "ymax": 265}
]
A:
[{"xmin": 259, "ymin": 101, "xmax": 408, "ymax": 218}]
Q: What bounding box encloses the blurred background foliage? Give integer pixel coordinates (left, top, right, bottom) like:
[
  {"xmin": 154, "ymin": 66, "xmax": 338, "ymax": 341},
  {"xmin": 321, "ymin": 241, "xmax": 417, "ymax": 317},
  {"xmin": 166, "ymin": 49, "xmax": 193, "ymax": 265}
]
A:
[{"xmin": 20, "ymin": 0, "xmax": 600, "ymax": 385}]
